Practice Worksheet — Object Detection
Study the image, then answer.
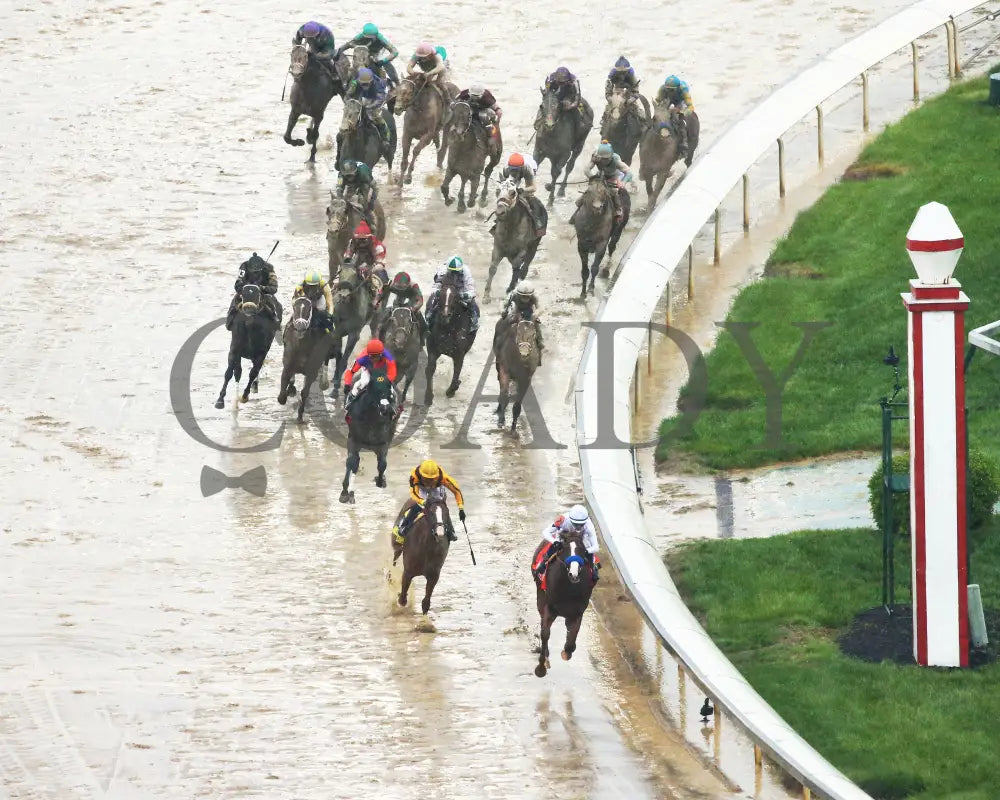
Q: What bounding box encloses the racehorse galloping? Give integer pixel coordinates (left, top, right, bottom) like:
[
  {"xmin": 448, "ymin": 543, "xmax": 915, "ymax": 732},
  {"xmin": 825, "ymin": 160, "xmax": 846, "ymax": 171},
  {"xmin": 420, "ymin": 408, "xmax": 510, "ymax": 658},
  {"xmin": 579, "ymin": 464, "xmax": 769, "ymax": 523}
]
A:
[
  {"xmin": 329, "ymin": 261, "xmax": 377, "ymax": 398},
  {"xmin": 440, "ymin": 101, "xmax": 501, "ymax": 213},
  {"xmin": 326, "ymin": 194, "xmax": 387, "ymax": 279},
  {"xmin": 336, "ymin": 98, "xmax": 397, "ymax": 173},
  {"xmin": 600, "ymin": 88, "xmax": 644, "ymax": 166},
  {"xmin": 339, "ymin": 365, "xmax": 399, "ymax": 503},
  {"xmin": 532, "ymin": 89, "xmax": 592, "ymax": 205},
  {"xmin": 638, "ymin": 105, "xmax": 699, "ymax": 207},
  {"xmin": 283, "ymin": 45, "xmax": 347, "ymax": 163},
  {"xmin": 391, "ymin": 496, "xmax": 451, "ymax": 614},
  {"xmin": 424, "ymin": 274, "xmax": 475, "ymax": 405},
  {"xmin": 493, "ymin": 318, "xmax": 540, "ymax": 432},
  {"xmin": 532, "ymin": 525, "xmax": 595, "ymax": 677},
  {"xmin": 215, "ymin": 285, "xmax": 281, "ymax": 409},
  {"xmin": 484, "ymin": 177, "xmax": 547, "ymax": 303},
  {"xmin": 277, "ymin": 297, "xmax": 335, "ymax": 424},
  {"xmin": 381, "ymin": 306, "xmax": 422, "ymax": 402},
  {"xmin": 394, "ymin": 76, "xmax": 447, "ymax": 185},
  {"xmin": 572, "ymin": 176, "xmax": 630, "ymax": 296}
]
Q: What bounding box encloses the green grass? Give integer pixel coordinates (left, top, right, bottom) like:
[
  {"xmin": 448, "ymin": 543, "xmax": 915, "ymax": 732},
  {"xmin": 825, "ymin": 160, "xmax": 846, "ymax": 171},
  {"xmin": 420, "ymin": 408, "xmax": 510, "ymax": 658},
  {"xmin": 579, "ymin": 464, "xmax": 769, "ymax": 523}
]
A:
[
  {"xmin": 657, "ymin": 68, "xmax": 1000, "ymax": 470},
  {"xmin": 667, "ymin": 521, "xmax": 1000, "ymax": 799}
]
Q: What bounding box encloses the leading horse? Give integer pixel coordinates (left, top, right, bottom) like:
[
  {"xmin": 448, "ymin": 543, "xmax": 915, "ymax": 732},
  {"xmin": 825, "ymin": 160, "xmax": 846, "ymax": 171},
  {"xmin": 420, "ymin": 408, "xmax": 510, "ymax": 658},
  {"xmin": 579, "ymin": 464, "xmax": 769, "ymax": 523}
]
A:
[
  {"xmin": 283, "ymin": 45, "xmax": 349, "ymax": 163},
  {"xmin": 392, "ymin": 496, "xmax": 452, "ymax": 614}
]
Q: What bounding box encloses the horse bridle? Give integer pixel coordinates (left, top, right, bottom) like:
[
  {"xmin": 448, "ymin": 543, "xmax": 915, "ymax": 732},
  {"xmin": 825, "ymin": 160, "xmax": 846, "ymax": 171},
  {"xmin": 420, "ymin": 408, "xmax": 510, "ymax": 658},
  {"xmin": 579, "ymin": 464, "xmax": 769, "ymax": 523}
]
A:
[
  {"xmin": 560, "ymin": 537, "xmax": 588, "ymax": 584},
  {"xmin": 449, "ymin": 101, "xmax": 473, "ymax": 137}
]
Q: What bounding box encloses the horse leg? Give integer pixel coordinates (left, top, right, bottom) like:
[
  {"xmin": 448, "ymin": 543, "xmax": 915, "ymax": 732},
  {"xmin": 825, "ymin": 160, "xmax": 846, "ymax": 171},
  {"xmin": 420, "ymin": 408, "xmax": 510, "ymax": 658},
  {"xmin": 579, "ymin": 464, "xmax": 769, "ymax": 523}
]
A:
[
  {"xmin": 456, "ymin": 177, "xmax": 468, "ymax": 213},
  {"xmin": 467, "ymin": 173, "xmax": 481, "ymax": 212},
  {"xmin": 562, "ymin": 613, "xmax": 584, "ymax": 661},
  {"xmin": 306, "ymin": 113, "xmax": 323, "ymax": 163},
  {"xmin": 496, "ymin": 365, "xmax": 509, "ymax": 427},
  {"xmin": 424, "ymin": 351, "xmax": 438, "ymax": 406},
  {"xmin": 652, "ymin": 173, "xmax": 668, "ymax": 206},
  {"xmin": 560, "ymin": 145, "xmax": 585, "ymax": 197},
  {"xmin": 398, "ymin": 565, "xmax": 413, "ymax": 607},
  {"xmin": 340, "ymin": 444, "xmax": 359, "ymax": 503},
  {"xmin": 277, "ymin": 363, "xmax": 292, "ymax": 405},
  {"xmin": 578, "ymin": 243, "xmax": 590, "ymax": 299},
  {"xmin": 440, "ymin": 167, "xmax": 455, "ymax": 206},
  {"xmin": 445, "ymin": 352, "xmax": 464, "ymax": 398},
  {"xmin": 398, "ymin": 131, "xmax": 412, "ymax": 186},
  {"xmin": 421, "ymin": 570, "xmax": 440, "ymax": 614},
  {"xmin": 590, "ymin": 241, "xmax": 608, "ymax": 295},
  {"xmin": 241, "ymin": 352, "xmax": 267, "ymax": 403},
  {"xmin": 546, "ymin": 162, "xmax": 559, "ymax": 206},
  {"xmin": 535, "ymin": 603, "xmax": 554, "ymax": 677},
  {"xmin": 479, "ymin": 158, "xmax": 497, "ymax": 207},
  {"xmin": 484, "ymin": 244, "xmax": 502, "ymax": 304},
  {"xmin": 407, "ymin": 131, "xmax": 435, "ymax": 185},
  {"xmin": 215, "ymin": 357, "xmax": 237, "ymax": 409},
  {"xmin": 374, "ymin": 445, "xmax": 388, "ymax": 488},
  {"xmin": 512, "ymin": 381, "xmax": 529, "ymax": 433},
  {"xmin": 284, "ymin": 107, "xmax": 305, "ymax": 147}
]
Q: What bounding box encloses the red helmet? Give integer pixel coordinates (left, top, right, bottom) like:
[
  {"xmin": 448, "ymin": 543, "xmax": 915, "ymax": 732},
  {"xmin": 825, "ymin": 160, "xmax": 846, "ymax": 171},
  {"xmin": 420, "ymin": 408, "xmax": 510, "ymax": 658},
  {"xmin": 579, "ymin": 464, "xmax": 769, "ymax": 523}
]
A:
[
  {"xmin": 353, "ymin": 220, "xmax": 372, "ymax": 238},
  {"xmin": 508, "ymin": 153, "xmax": 525, "ymax": 168},
  {"xmin": 366, "ymin": 338, "xmax": 385, "ymax": 356}
]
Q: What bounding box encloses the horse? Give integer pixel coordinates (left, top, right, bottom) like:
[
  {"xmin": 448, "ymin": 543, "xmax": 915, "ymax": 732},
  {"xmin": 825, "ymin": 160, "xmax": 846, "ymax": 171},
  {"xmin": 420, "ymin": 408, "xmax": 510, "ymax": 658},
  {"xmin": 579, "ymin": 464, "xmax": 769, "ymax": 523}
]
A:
[
  {"xmin": 339, "ymin": 364, "xmax": 399, "ymax": 503},
  {"xmin": 424, "ymin": 273, "xmax": 476, "ymax": 405},
  {"xmin": 532, "ymin": 88, "xmax": 592, "ymax": 205},
  {"xmin": 325, "ymin": 193, "xmax": 387, "ymax": 279},
  {"xmin": 493, "ymin": 317, "xmax": 541, "ymax": 432},
  {"xmin": 600, "ymin": 88, "xmax": 646, "ymax": 165},
  {"xmin": 572, "ymin": 176, "xmax": 630, "ymax": 297},
  {"xmin": 277, "ymin": 296, "xmax": 335, "ymax": 424},
  {"xmin": 484, "ymin": 177, "xmax": 547, "ymax": 303},
  {"xmin": 329, "ymin": 261, "xmax": 378, "ymax": 398},
  {"xmin": 380, "ymin": 305, "xmax": 422, "ymax": 403},
  {"xmin": 336, "ymin": 98, "xmax": 397, "ymax": 173},
  {"xmin": 283, "ymin": 45, "xmax": 348, "ymax": 163},
  {"xmin": 215, "ymin": 285, "xmax": 281, "ymax": 409},
  {"xmin": 394, "ymin": 75, "xmax": 449, "ymax": 185},
  {"xmin": 391, "ymin": 496, "xmax": 452, "ymax": 614},
  {"xmin": 638, "ymin": 105, "xmax": 699, "ymax": 207},
  {"xmin": 439, "ymin": 101, "xmax": 502, "ymax": 213},
  {"xmin": 532, "ymin": 525, "xmax": 596, "ymax": 677}
]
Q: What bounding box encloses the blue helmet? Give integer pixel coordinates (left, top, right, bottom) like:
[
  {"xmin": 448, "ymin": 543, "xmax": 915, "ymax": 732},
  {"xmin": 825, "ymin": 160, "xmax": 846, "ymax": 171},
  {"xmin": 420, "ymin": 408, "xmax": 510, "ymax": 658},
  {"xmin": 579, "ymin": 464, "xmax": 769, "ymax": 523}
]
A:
[
  {"xmin": 301, "ymin": 21, "xmax": 322, "ymax": 38},
  {"xmin": 613, "ymin": 56, "xmax": 631, "ymax": 71},
  {"xmin": 357, "ymin": 67, "xmax": 374, "ymax": 84},
  {"xmin": 596, "ymin": 142, "xmax": 614, "ymax": 159},
  {"xmin": 553, "ymin": 66, "xmax": 572, "ymax": 82},
  {"xmin": 664, "ymin": 74, "xmax": 681, "ymax": 88}
]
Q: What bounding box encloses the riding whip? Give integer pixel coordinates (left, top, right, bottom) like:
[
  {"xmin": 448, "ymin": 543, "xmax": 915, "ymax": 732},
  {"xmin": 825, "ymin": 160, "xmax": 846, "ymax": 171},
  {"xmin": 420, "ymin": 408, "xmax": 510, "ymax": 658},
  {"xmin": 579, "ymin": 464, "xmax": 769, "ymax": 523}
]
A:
[
  {"xmin": 267, "ymin": 240, "xmax": 280, "ymax": 260},
  {"xmin": 462, "ymin": 519, "xmax": 477, "ymax": 565},
  {"xmin": 281, "ymin": 71, "xmax": 289, "ymax": 102}
]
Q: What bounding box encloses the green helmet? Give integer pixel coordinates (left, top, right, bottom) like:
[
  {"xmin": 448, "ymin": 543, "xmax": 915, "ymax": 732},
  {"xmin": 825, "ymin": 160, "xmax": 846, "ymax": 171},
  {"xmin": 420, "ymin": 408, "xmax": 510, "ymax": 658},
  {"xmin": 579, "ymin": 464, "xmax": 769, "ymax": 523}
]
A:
[
  {"xmin": 392, "ymin": 271, "xmax": 411, "ymax": 288},
  {"xmin": 596, "ymin": 142, "xmax": 614, "ymax": 159},
  {"xmin": 303, "ymin": 270, "xmax": 322, "ymax": 285},
  {"xmin": 362, "ymin": 22, "xmax": 379, "ymax": 37},
  {"xmin": 341, "ymin": 159, "xmax": 358, "ymax": 176},
  {"xmin": 446, "ymin": 256, "xmax": 464, "ymax": 271}
]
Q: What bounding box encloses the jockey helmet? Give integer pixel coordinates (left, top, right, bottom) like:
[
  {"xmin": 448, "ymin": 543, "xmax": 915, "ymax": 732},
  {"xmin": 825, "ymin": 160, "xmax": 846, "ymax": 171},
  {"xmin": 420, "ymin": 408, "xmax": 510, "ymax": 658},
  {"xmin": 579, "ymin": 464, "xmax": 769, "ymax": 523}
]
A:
[
  {"xmin": 392, "ymin": 271, "xmax": 411, "ymax": 288},
  {"xmin": 553, "ymin": 66, "xmax": 571, "ymax": 82},
  {"xmin": 341, "ymin": 159, "xmax": 358, "ymax": 176},
  {"xmin": 357, "ymin": 67, "xmax": 374, "ymax": 85},
  {"xmin": 353, "ymin": 220, "xmax": 373, "ymax": 238},
  {"xmin": 614, "ymin": 56, "xmax": 631, "ymax": 71},
  {"xmin": 415, "ymin": 41, "xmax": 434, "ymax": 58},
  {"xmin": 303, "ymin": 270, "xmax": 322, "ymax": 286},
  {"xmin": 469, "ymin": 83, "xmax": 485, "ymax": 99},
  {"xmin": 362, "ymin": 22, "xmax": 379, "ymax": 37},
  {"xmin": 568, "ymin": 504, "xmax": 590, "ymax": 527},
  {"xmin": 596, "ymin": 142, "xmax": 614, "ymax": 159},
  {"xmin": 417, "ymin": 459, "xmax": 441, "ymax": 481},
  {"xmin": 301, "ymin": 21, "xmax": 322, "ymax": 38},
  {"xmin": 366, "ymin": 338, "xmax": 385, "ymax": 356},
  {"xmin": 515, "ymin": 280, "xmax": 534, "ymax": 298},
  {"xmin": 508, "ymin": 152, "xmax": 525, "ymax": 168},
  {"xmin": 664, "ymin": 74, "xmax": 681, "ymax": 89},
  {"xmin": 445, "ymin": 255, "xmax": 464, "ymax": 271},
  {"xmin": 435, "ymin": 45, "xmax": 447, "ymax": 61}
]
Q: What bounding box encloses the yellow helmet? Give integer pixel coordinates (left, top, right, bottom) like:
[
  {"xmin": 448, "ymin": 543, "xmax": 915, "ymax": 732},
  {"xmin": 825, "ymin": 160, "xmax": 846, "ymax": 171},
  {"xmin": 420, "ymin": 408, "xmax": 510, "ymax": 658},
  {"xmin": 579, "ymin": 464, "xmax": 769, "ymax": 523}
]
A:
[{"xmin": 417, "ymin": 459, "xmax": 440, "ymax": 480}]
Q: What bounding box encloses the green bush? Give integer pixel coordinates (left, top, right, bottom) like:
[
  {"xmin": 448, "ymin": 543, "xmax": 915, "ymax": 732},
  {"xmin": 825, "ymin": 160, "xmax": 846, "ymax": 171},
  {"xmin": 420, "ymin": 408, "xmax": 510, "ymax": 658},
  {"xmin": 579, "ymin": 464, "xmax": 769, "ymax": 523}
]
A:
[{"xmin": 869, "ymin": 450, "xmax": 1000, "ymax": 534}]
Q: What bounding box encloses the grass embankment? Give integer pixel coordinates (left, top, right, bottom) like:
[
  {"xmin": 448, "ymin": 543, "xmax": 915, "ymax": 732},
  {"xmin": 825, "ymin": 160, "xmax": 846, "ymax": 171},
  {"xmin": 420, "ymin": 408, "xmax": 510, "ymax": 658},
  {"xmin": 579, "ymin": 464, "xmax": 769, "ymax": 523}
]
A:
[
  {"xmin": 657, "ymin": 69, "xmax": 1000, "ymax": 471},
  {"xmin": 668, "ymin": 523, "xmax": 1000, "ymax": 800}
]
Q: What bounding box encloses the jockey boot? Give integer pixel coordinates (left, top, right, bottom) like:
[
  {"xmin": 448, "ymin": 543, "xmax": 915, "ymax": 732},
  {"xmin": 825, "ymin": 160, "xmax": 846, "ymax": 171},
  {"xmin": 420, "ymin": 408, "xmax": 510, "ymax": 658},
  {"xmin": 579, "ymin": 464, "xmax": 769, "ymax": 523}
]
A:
[
  {"xmin": 445, "ymin": 520, "xmax": 458, "ymax": 542},
  {"xmin": 536, "ymin": 323, "xmax": 544, "ymax": 366},
  {"xmin": 375, "ymin": 116, "xmax": 392, "ymax": 160},
  {"xmin": 392, "ymin": 502, "xmax": 422, "ymax": 543},
  {"xmin": 610, "ymin": 184, "xmax": 624, "ymax": 221},
  {"xmin": 469, "ymin": 300, "xmax": 480, "ymax": 334},
  {"xmin": 677, "ymin": 117, "xmax": 689, "ymax": 159}
]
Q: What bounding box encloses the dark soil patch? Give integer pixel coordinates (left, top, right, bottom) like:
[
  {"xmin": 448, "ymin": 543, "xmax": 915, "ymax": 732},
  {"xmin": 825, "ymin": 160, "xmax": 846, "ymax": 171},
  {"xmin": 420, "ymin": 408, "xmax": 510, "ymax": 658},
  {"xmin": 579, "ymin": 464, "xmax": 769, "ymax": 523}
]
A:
[
  {"xmin": 841, "ymin": 161, "xmax": 908, "ymax": 181},
  {"xmin": 838, "ymin": 605, "xmax": 1000, "ymax": 667}
]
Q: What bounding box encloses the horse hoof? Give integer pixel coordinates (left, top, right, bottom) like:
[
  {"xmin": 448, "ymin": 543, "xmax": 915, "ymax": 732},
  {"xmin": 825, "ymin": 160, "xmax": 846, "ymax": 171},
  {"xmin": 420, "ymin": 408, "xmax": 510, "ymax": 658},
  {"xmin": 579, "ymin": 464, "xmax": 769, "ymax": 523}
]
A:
[
  {"xmin": 421, "ymin": 599, "xmax": 431, "ymax": 614},
  {"xmin": 240, "ymin": 393, "xmax": 250, "ymax": 403},
  {"xmin": 544, "ymin": 182, "xmax": 553, "ymax": 191},
  {"xmin": 214, "ymin": 399, "xmax": 224, "ymax": 409},
  {"xmin": 599, "ymin": 268, "xmax": 610, "ymax": 279},
  {"xmin": 478, "ymin": 196, "xmax": 488, "ymax": 208},
  {"xmin": 457, "ymin": 203, "xmax": 466, "ymax": 214},
  {"xmin": 374, "ymin": 475, "xmax": 386, "ymax": 488},
  {"xmin": 252, "ymin": 381, "xmax": 259, "ymax": 394},
  {"xmin": 443, "ymin": 197, "xmax": 453, "ymax": 206},
  {"xmin": 398, "ymin": 593, "xmax": 408, "ymax": 607},
  {"xmin": 287, "ymin": 385, "xmax": 297, "ymax": 397},
  {"xmin": 534, "ymin": 664, "xmax": 547, "ymax": 678},
  {"xmin": 297, "ymin": 416, "xmax": 305, "ymax": 425},
  {"xmin": 404, "ymin": 174, "xmax": 413, "ymax": 185},
  {"xmin": 290, "ymin": 139, "xmax": 305, "ymax": 147},
  {"xmin": 445, "ymin": 387, "xmax": 458, "ymax": 398},
  {"xmin": 557, "ymin": 188, "xmax": 566, "ymax": 198}
]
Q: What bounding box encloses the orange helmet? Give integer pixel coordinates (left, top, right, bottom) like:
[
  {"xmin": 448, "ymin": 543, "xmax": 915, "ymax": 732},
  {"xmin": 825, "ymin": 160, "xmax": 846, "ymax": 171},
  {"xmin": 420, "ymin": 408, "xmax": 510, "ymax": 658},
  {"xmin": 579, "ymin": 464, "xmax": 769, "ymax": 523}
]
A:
[
  {"xmin": 508, "ymin": 153, "xmax": 525, "ymax": 168},
  {"xmin": 366, "ymin": 338, "xmax": 385, "ymax": 356},
  {"xmin": 353, "ymin": 220, "xmax": 372, "ymax": 238}
]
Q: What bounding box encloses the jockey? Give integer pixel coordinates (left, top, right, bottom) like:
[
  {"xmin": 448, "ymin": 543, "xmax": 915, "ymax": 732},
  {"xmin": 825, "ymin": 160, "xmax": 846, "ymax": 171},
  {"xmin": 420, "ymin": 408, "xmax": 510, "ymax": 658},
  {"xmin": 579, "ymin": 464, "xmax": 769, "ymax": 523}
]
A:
[
  {"xmin": 604, "ymin": 56, "xmax": 650, "ymax": 119},
  {"xmin": 497, "ymin": 152, "xmax": 546, "ymax": 238},
  {"xmin": 336, "ymin": 160, "xmax": 379, "ymax": 225},
  {"xmin": 226, "ymin": 251, "xmax": 279, "ymax": 331},
  {"xmin": 392, "ymin": 459, "xmax": 465, "ymax": 544},
  {"xmin": 577, "ymin": 141, "xmax": 632, "ymax": 222},
  {"xmin": 425, "ymin": 255, "xmax": 480, "ymax": 335},
  {"xmin": 377, "ymin": 271, "xmax": 427, "ymax": 345},
  {"xmin": 336, "ymin": 22, "xmax": 400, "ymax": 85},
  {"xmin": 344, "ymin": 220, "xmax": 387, "ymax": 268},
  {"xmin": 655, "ymin": 75, "xmax": 695, "ymax": 160},
  {"xmin": 292, "ymin": 269, "xmax": 334, "ymax": 328},
  {"xmin": 342, "ymin": 337, "xmax": 397, "ymax": 414},
  {"xmin": 345, "ymin": 68, "xmax": 392, "ymax": 159},
  {"xmin": 498, "ymin": 280, "xmax": 543, "ymax": 365},
  {"xmin": 533, "ymin": 504, "xmax": 600, "ymax": 584},
  {"xmin": 292, "ymin": 21, "xmax": 337, "ymax": 78},
  {"xmin": 406, "ymin": 41, "xmax": 446, "ymax": 85},
  {"xmin": 544, "ymin": 66, "xmax": 582, "ymax": 109},
  {"xmin": 454, "ymin": 84, "xmax": 502, "ymax": 136}
]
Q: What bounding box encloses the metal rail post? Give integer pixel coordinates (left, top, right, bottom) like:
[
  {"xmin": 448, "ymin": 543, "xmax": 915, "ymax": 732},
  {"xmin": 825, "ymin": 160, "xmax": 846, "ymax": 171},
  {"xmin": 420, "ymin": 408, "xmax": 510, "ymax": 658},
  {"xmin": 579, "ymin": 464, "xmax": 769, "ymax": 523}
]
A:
[
  {"xmin": 912, "ymin": 41, "xmax": 920, "ymax": 100},
  {"xmin": 742, "ymin": 174, "xmax": 750, "ymax": 232},
  {"xmin": 946, "ymin": 21, "xmax": 956, "ymax": 79},
  {"xmin": 713, "ymin": 207, "xmax": 721, "ymax": 264},
  {"xmin": 687, "ymin": 245, "xmax": 694, "ymax": 297},
  {"xmin": 777, "ymin": 137, "xmax": 786, "ymax": 197},
  {"xmin": 862, "ymin": 71, "xmax": 870, "ymax": 131},
  {"xmin": 816, "ymin": 105, "xmax": 824, "ymax": 162}
]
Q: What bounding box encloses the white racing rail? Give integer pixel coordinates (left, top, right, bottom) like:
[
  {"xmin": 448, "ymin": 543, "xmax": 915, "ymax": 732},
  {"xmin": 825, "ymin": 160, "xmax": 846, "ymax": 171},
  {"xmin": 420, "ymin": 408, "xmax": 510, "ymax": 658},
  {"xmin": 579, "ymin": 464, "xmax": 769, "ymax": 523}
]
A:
[{"xmin": 575, "ymin": 1, "xmax": 997, "ymax": 797}]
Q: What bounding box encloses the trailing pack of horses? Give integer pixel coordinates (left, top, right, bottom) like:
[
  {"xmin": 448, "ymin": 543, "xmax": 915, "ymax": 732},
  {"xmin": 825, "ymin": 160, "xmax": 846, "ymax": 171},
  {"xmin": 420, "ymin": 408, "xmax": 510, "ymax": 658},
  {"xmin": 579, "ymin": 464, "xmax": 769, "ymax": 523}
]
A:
[{"xmin": 224, "ymin": 30, "xmax": 701, "ymax": 671}]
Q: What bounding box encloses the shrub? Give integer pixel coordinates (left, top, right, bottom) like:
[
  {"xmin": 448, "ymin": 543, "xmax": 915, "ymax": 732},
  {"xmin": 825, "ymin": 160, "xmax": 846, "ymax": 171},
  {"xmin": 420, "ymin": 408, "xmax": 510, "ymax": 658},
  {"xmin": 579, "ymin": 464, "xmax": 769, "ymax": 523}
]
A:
[{"xmin": 868, "ymin": 449, "xmax": 1000, "ymax": 534}]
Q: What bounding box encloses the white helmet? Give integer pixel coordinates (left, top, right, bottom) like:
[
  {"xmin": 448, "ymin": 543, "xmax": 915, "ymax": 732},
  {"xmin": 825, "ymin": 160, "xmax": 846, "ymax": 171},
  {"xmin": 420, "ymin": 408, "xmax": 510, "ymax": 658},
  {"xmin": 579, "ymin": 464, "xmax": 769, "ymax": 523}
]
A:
[
  {"xmin": 469, "ymin": 83, "xmax": 486, "ymax": 98},
  {"xmin": 568, "ymin": 504, "xmax": 590, "ymax": 527},
  {"xmin": 515, "ymin": 280, "xmax": 534, "ymax": 297}
]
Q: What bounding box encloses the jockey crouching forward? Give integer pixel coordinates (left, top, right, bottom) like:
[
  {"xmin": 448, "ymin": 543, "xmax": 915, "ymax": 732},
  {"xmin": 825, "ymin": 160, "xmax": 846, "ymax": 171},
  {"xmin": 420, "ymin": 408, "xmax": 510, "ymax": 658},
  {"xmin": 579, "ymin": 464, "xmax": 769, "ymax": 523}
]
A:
[
  {"xmin": 497, "ymin": 280, "xmax": 543, "ymax": 365},
  {"xmin": 495, "ymin": 152, "xmax": 546, "ymax": 238},
  {"xmin": 342, "ymin": 338, "xmax": 397, "ymax": 418},
  {"xmin": 345, "ymin": 68, "xmax": 392, "ymax": 161},
  {"xmin": 292, "ymin": 270, "xmax": 334, "ymax": 330},
  {"xmin": 393, "ymin": 459, "xmax": 465, "ymax": 543},
  {"xmin": 570, "ymin": 142, "xmax": 632, "ymax": 225},
  {"xmin": 377, "ymin": 271, "xmax": 427, "ymax": 346},
  {"xmin": 425, "ymin": 255, "xmax": 480, "ymax": 336},
  {"xmin": 226, "ymin": 251, "xmax": 280, "ymax": 331},
  {"xmin": 533, "ymin": 504, "xmax": 600, "ymax": 584}
]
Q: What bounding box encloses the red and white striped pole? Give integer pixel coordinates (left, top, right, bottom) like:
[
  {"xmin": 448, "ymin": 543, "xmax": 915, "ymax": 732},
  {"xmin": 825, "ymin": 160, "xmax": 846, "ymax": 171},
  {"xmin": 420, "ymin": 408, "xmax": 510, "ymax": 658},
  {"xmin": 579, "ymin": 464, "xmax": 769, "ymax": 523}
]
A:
[{"xmin": 902, "ymin": 201, "xmax": 970, "ymax": 668}]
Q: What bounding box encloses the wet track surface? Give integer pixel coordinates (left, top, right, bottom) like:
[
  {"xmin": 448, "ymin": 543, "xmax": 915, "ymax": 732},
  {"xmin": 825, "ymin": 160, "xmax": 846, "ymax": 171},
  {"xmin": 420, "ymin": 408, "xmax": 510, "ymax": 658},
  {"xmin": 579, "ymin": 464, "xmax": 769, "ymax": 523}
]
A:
[{"xmin": 0, "ymin": 0, "xmax": 925, "ymax": 796}]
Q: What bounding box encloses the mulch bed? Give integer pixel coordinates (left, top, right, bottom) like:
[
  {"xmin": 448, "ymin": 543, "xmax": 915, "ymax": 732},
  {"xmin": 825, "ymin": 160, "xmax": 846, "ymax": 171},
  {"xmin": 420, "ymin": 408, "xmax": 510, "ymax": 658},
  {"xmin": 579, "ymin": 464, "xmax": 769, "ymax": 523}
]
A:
[{"xmin": 838, "ymin": 605, "xmax": 1000, "ymax": 667}]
